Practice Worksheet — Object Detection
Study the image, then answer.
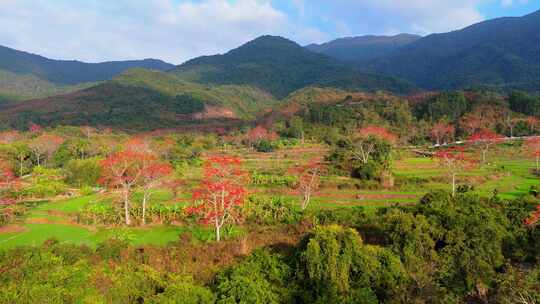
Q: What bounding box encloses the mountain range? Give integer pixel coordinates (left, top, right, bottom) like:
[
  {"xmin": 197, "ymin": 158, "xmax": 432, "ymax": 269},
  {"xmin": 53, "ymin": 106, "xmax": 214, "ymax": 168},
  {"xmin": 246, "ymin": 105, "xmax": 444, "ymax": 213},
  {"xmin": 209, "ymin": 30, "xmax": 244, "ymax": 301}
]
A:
[
  {"xmin": 172, "ymin": 35, "xmax": 414, "ymax": 98},
  {"xmin": 355, "ymin": 10, "xmax": 540, "ymax": 91},
  {"xmin": 0, "ymin": 9, "xmax": 540, "ymax": 130}
]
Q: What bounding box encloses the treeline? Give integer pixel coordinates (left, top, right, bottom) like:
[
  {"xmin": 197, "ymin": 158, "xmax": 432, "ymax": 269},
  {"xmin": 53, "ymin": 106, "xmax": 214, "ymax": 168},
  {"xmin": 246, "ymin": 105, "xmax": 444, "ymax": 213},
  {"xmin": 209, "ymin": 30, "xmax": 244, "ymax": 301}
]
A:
[{"xmin": 0, "ymin": 191, "xmax": 538, "ymax": 303}]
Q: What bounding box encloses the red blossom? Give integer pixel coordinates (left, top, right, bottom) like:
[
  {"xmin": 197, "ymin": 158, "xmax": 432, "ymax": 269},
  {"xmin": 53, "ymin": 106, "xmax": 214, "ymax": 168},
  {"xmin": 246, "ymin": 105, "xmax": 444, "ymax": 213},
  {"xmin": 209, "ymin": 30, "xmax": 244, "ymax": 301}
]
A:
[
  {"xmin": 0, "ymin": 131, "xmax": 21, "ymax": 144},
  {"xmin": 291, "ymin": 157, "xmax": 324, "ymax": 210},
  {"xmin": 526, "ymin": 137, "xmax": 540, "ymax": 170},
  {"xmin": 431, "ymin": 122, "xmax": 455, "ymax": 145},
  {"xmin": 358, "ymin": 126, "xmax": 397, "ymax": 143},
  {"xmin": 525, "ymin": 205, "xmax": 540, "ymax": 226},
  {"xmin": 468, "ymin": 129, "xmax": 503, "ymax": 164},
  {"xmin": 28, "ymin": 133, "xmax": 64, "ymax": 166},
  {"xmin": 434, "ymin": 146, "xmax": 477, "ymax": 195},
  {"xmin": 190, "ymin": 155, "xmax": 247, "ymax": 241},
  {"xmin": 28, "ymin": 123, "xmax": 42, "ymax": 133}
]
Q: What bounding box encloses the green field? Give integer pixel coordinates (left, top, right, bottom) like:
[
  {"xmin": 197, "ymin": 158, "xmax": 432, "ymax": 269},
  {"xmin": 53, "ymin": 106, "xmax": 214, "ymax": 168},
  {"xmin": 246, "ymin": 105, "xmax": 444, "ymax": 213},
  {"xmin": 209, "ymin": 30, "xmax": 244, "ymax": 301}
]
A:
[{"xmin": 0, "ymin": 145, "xmax": 537, "ymax": 249}]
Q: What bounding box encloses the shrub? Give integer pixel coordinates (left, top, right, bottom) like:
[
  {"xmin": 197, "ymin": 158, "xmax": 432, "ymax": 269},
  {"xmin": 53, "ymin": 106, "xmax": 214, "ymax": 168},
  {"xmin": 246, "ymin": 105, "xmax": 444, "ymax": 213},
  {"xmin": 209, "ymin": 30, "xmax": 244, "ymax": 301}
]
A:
[
  {"xmin": 64, "ymin": 157, "xmax": 102, "ymax": 187},
  {"xmin": 215, "ymin": 250, "xmax": 292, "ymax": 304},
  {"xmin": 253, "ymin": 140, "xmax": 275, "ymax": 152},
  {"xmin": 243, "ymin": 195, "xmax": 301, "ymax": 225}
]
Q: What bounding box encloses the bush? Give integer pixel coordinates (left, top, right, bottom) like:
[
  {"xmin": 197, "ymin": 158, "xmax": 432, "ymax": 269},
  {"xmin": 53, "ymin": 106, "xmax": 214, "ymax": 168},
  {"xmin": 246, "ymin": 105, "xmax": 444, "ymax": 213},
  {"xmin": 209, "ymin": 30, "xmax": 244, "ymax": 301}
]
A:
[
  {"xmin": 21, "ymin": 167, "xmax": 67, "ymax": 198},
  {"xmin": 250, "ymin": 172, "xmax": 297, "ymax": 187},
  {"xmin": 243, "ymin": 195, "xmax": 301, "ymax": 225},
  {"xmin": 215, "ymin": 250, "xmax": 292, "ymax": 304},
  {"xmin": 64, "ymin": 157, "xmax": 102, "ymax": 187},
  {"xmin": 253, "ymin": 140, "xmax": 276, "ymax": 152}
]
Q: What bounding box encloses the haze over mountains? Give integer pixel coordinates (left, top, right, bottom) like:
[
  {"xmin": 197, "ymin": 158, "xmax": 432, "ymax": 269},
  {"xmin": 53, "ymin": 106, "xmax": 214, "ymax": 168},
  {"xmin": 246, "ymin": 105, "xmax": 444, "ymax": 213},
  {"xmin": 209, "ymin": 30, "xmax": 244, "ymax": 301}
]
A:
[{"xmin": 0, "ymin": 9, "xmax": 540, "ymax": 130}]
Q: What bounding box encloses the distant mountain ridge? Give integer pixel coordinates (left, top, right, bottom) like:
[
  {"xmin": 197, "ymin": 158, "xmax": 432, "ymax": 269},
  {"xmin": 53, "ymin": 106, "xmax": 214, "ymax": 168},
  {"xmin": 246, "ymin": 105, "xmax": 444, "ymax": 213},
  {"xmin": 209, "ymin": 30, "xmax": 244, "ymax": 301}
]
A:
[
  {"xmin": 306, "ymin": 34, "xmax": 421, "ymax": 63},
  {"xmin": 0, "ymin": 44, "xmax": 174, "ymax": 85},
  {"xmin": 171, "ymin": 35, "xmax": 416, "ymax": 98},
  {"xmin": 361, "ymin": 10, "xmax": 540, "ymax": 91}
]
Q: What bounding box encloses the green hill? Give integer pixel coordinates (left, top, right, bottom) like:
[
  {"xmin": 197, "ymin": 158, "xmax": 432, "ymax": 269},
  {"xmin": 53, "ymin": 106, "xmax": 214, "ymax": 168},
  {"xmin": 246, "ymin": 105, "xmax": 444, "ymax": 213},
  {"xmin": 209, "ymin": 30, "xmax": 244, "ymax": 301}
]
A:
[
  {"xmin": 0, "ymin": 70, "xmax": 96, "ymax": 102},
  {"xmin": 0, "ymin": 44, "xmax": 174, "ymax": 86},
  {"xmin": 172, "ymin": 35, "xmax": 416, "ymax": 98},
  {"xmin": 0, "ymin": 69, "xmax": 277, "ymax": 130}
]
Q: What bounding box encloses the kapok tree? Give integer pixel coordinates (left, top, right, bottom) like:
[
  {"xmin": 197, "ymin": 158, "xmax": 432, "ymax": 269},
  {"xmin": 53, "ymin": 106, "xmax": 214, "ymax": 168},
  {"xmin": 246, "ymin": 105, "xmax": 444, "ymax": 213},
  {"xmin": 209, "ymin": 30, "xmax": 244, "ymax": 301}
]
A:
[
  {"xmin": 460, "ymin": 113, "xmax": 482, "ymax": 136},
  {"xmin": 468, "ymin": 129, "xmax": 502, "ymax": 165},
  {"xmin": 28, "ymin": 123, "xmax": 42, "ymax": 134},
  {"xmin": 527, "ymin": 116, "xmax": 538, "ymax": 133},
  {"xmin": 139, "ymin": 159, "xmax": 172, "ymax": 225},
  {"xmin": 434, "ymin": 147, "xmax": 476, "ymax": 196},
  {"xmin": 0, "ymin": 161, "xmax": 16, "ymax": 204},
  {"xmin": 524, "ymin": 205, "xmax": 540, "ymax": 226},
  {"xmin": 246, "ymin": 126, "xmax": 278, "ymax": 147},
  {"xmin": 291, "ymin": 157, "xmax": 324, "ymax": 210},
  {"xmin": 430, "ymin": 122, "xmax": 455, "ymax": 145},
  {"xmin": 353, "ymin": 126, "xmax": 397, "ymax": 164},
  {"xmin": 28, "ymin": 133, "xmax": 64, "ymax": 166},
  {"xmin": 100, "ymin": 151, "xmax": 148, "ymax": 225},
  {"xmin": 525, "ymin": 137, "xmax": 540, "ymax": 170},
  {"xmin": 0, "ymin": 131, "xmax": 21, "ymax": 144},
  {"xmin": 190, "ymin": 156, "xmax": 247, "ymax": 242}
]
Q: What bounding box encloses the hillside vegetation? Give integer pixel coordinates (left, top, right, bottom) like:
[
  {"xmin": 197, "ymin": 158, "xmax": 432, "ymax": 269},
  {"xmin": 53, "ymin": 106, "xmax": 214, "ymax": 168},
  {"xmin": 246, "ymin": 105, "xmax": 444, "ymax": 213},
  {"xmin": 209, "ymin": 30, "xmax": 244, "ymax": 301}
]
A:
[
  {"xmin": 363, "ymin": 10, "xmax": 540, "ymax": 91},
  {"xmin": 172, "ymin": 35, "xmax": 416, "ymax": 98},
  {"xmin": 0, "ymin": 70, "xmax": 96, "ymax": 102},
  {"xmin": 306, "ymin": 34, "xmax": 421, "ymax": 63},
  {"xmin": 0, "ymin": 69, "xmax": 278, "ymax": 130}
]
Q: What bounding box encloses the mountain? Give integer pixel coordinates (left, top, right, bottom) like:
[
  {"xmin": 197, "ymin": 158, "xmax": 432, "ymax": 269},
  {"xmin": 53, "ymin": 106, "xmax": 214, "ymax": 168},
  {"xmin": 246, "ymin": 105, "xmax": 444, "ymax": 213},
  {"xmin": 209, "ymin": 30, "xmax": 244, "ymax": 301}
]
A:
[
  {"xmin": 0, "ymin": 70, "xmax": 96, "ymax": 103},
  {"xmin": 306, "ymin": 34, "xmax": 421, "ymax": 63},
  {"xmin": 363, "ymin": 10, "xmax": 540, "ymax": 91},
  {"xmin": 171, "ymin": 35, "xmax": 416, "ymax": 98},
  {"xmin": 0, "ymin": 45, "xmax": 174, "ymax": 85},
  {"xmin": 0, "ymin": 69, "xmax": 277, "ymax": 130}
]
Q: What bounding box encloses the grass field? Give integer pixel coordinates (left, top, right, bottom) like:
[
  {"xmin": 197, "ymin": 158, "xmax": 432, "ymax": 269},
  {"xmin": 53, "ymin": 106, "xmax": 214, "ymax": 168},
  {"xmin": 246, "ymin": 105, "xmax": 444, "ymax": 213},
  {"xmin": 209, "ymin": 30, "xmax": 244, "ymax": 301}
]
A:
[{"xmin": 0, "ymin": 144, "xmax": 537, "ymax": 249}]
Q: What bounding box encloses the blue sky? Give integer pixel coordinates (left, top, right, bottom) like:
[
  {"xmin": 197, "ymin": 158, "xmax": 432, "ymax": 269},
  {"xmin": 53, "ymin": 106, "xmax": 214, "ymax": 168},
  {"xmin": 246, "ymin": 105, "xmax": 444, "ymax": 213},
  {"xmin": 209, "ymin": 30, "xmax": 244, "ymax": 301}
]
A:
[{"xmin": 0, "ymin": 0, "xmax": 538, "ymax": 64}]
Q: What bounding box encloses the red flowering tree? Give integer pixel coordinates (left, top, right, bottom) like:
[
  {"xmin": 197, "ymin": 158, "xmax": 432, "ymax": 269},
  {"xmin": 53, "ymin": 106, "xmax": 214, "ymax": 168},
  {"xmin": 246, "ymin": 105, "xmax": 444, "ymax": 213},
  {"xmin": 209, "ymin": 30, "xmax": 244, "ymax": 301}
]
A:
[
  {"xmin": 525, "ymin": 205, "xmax": 540, "ymax": 226},
  {"xmin": 434, "ymin": 147, "xmax": 476, "ymax": 196},
  {"xmin": 430, "ymin": 122, "xmax": 455, "ymax": 145},
  {"xmin": 190, "ymin": 156, "xmax": 247, "ymax": 242},
  {"xmin": 468, "ymin": 129, "xmax": 502, "ymax": 165},
  {"xmin": 100, "ymin": 151, "xmax": 148, "ymax": 225},
  {"xmin": 0, "ymin": 131, "xmax": 21, "ymax": 144},
  {"xmin": 140, "ymin": 159, "xmax": 172, "ymax": 225},
  {"xmin": 246, "ymin": 126, "xmax": 278, "ymax": 147},
  {"xmin": 28, "ymin": 123, "xmax": 42, "ymax": 134},
  {"xmin": 353, "ymin": 126, "xmax": 397, "ymax": 164},
  {"xmin": 527, "ymin": 116, "xmax": 538, "ymax": 133},
  {"xmin": 460, "ymin": 112, "xmax": 486, "ymax": 136},
  {"xmin": 28, "ymin": 133, "xmax": 64, "ymax": 166},
  {"xmin": 525, "ymin": 137, "xmax": 540, "ymax": 170},
  {"xmin": 0, "ymin": 161, "xmax": 16, "ymax": 205},
  {"xmin": 291, "ymin": 157, "xmax": 324, "ymax": 210}
]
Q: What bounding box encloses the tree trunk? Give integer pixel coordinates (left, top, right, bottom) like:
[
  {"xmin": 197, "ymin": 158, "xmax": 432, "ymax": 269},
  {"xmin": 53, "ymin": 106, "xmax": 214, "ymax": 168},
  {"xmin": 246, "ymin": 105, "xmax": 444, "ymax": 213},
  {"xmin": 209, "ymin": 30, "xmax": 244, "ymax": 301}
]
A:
[
  {"xmin": 301, "ymin": 193, "xmax": 310, "ymax": 210},
  {"xmin": 19, "ymin": 156, "xmax": 24, "ymax": 177},
  {"xmin": 452, "ymin": 173, "xmax": 456, "ymax": 196},
  {"xmin": 215, "ymin": 217, "xmax": 221, "ymax": 242},
  {"xmin": 142, "ymin": 192, "xmax": 147, "ymax": 225},
  {"xmin": 124, "ymin": 186, "xmax": 131, "ymax": 225},
  {"xmin": 482, "ymin": 149, "xmax": 487, "ymax": 165}
]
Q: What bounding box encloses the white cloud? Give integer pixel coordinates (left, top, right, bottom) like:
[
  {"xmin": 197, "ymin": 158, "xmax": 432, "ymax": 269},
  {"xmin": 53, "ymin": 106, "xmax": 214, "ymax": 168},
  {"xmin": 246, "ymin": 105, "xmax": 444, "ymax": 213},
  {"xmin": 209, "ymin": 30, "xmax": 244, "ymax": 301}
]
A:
[
  {"xmin": 322, "ymin": 0, "xmax": 488, "ymax": 35},
  {"xmin": 0, "ymin": 0, "xmax": 323, "ymax": 64}
]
